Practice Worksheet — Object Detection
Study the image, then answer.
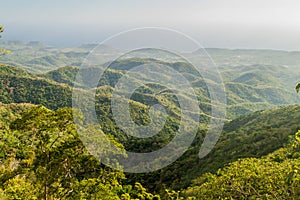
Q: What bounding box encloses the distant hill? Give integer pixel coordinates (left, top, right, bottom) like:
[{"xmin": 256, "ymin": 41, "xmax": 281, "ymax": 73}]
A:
[
  {"xmin": 232, "ymin": 72, "xmax": 275, "ymax": 86},
  {"xmin": 39, "ymin": 60, "xmax": 300, "ymax": 119},
  {"xmin": 41, "ymin": 66, "xmax": 79, "ymax": 87},
  {"xmin": 0, "ymin": 41, "xmax": 119, "ymax": 73},
  {"xmin": 0, "ymin": 65, "xmax": 73, "ymax": 110},
  {"xmin": 1, "ymin": 42, "xmax": 300, "ymax": 117},
  {"xmin": 205, "ymin": 48, "xmax": 300, "ymax": 69}
]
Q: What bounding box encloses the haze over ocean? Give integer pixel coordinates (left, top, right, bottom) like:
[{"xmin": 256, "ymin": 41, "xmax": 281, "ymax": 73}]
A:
[{"xmin": 1, "ymin": 0, "xmax": 300, "ymax": 50}]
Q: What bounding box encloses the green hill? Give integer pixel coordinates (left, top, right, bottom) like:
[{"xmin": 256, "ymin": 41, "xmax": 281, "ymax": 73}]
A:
[
  {"xmin": 1, "ymin": 102, "xmax": 300, "ymax": 197},
  {"xmin": 128, "ymin": 104, "xmax": 300, "ymax": 191},
  {"xmin": 40, "ymin": 60, "xmax": 300, "ymax": 119},
  {"xmin": 0, "ymin": 65, "xmax": 73, "ymax": 110},
  {"xmin": 1, "ymin": 41, "xmax": 300, "ymax": 118},
  {"xmin": 232, "ymin": 72, "xmax": 276, "ymax": 86},
  {"xmin": 183, "ymin": 131, "xmax": 300, "ymax": 199},
  {"xmin": 41, "ymin": 66, "xmax": 80, "ymax": 87},
  {"xmin": 1, "ymin": 52, "xmax": 300, "ymax": 195}
]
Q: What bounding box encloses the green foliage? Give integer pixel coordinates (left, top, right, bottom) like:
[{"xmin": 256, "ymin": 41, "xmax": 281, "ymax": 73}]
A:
[
  {"xmin": 2, "ymin": 61, "xmax": 299, "ymax": 193},
  {"xmin": 0, "ymin": 105, "xmax": 160, "ymax": 199},
  {"xmin": 120, "ymin": 182, "xmax": 161, "ymax": 200},
  {"xmin": 2, "ymin": 177, "xmax": 38, "ymax": 200},
  {"xmin": 183, "ymin": 132, "xmax": 300, "ymax": 199},
  {"xmin": 41, "ymin": 66, "xmax": 79, "ymax": 87},
  {"xmin": 127, "ymin": 104, "xmax": 300, "ymax": 192},
  {"xmin": 1, "ymin": 49, "xmax": 300, "ymax": 198},
  {"xmin": 0, "ymin": 26, "xmax": 11, "ymax": 56},
  {"xmin": 0, "ymin": 65, "xmax": 73, "ymax": 110}
]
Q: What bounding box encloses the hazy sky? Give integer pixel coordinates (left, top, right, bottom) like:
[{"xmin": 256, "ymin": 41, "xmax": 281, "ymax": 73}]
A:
[{"xmin": 1, "ymin": 0, "xmax": 300, "ymax": 50}]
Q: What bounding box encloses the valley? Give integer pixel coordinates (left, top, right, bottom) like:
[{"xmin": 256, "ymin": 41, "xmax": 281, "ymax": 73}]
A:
[{"xmin": 0, "ymin": 41, "xmax": 300, "ymax": 199}]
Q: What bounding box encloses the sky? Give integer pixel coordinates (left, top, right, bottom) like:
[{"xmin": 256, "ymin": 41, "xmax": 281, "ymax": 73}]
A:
[{"xmin": 1, "ymin": 0, "xmax": 300, "ymax": 50}]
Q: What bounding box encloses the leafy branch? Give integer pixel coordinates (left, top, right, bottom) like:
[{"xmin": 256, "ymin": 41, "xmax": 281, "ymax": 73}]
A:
[
  {"xmin": 296, "ymin": 83, "xmax": 300, "ymax": 94},
  {"xmin": 0, "ymin": 26, "xmax": 11, "ymax": 55}
]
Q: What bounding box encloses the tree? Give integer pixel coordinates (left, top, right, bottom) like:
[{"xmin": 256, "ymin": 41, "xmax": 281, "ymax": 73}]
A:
[
  {"xmin": 0, "ymin": 26, "xmax": 10, "ymax": 55},
  {"xmin": 0, "ymin": 105, "xmax": 161, "ymax": 199},
  {"xmin": 296, "ymin": 82, "xmax": 300, "ymax": 93},
  {"xmin": 0, "ymin": 26, "xmax": 3, "ymax": 35}
]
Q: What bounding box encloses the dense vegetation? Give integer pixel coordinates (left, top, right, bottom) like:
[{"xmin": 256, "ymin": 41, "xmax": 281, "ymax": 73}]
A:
[
  {"xmin": 1, "ymin": 103, "xmax": 299, "ymax": 199},
  {"xmin": 0, "ymin": 104, "xmax": 162, "ymax": 199},
  {"xmin": 1, "ymin": 40, "xmax": 300, "ymax": 117},
  {"xmin": 126, "ymin": 104, "xmax": 300, "ymax": 191},
  {"xmin": 0, "ymin": 27, "xmax": 10, "ymax": 56},
  {"xmin": 1, "ymin": 42, "xmax": 300, "ymax": 199},
  {"xmin": 0, "ymin": 65, "xmax": 73, "ymax": 110},
  {"xmin": 1, "ymin": 58, "xmax": 299, "ymax": 119},
  {"xmin": 183, "ymin": 131, "xmax": 300, "ymax": 199}
]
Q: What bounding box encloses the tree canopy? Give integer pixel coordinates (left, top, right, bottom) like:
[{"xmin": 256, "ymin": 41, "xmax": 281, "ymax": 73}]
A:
[{"xmin": 0, "ymin": 26, "xmax": 10, "ymax": 55}]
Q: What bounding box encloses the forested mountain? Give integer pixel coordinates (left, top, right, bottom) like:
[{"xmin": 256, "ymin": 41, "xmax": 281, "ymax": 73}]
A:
[
  {"xmin": 0, "ymin": 65, "xmax": 73, "ymax": 110},
  {"xmin": 1, "ymin": 43, "xmax": 300, "ymax": 199},
  {"xmin": 0, "ymin": 41, "xmax": 117, "ymax": 73},
  {"xmin": 127, "ymin": 104, "xmax": 300, "ymax": 191},
  {"xmin": 183, "ymin": 131, "xmax": 300, "ymax": 199},
  {"xmin": 1, "ymin": 40, "xmax": 299, "ymax": 117},
  {"xmin": 42, "ymin": 64, "xmax": 300, "ymax": 118},
  {"xmin": 1, "ymin": 102, "xmax": 300, "ymax": 199},
  {"xmin": 1, "ymin": 57, "xmax": 299, "ymax": 119}
]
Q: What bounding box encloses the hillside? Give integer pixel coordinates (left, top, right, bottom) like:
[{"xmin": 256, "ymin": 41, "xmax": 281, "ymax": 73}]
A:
[
  {"xmin": 0, "ymin": 41, "xmax": 115, "ymax": 73},
  {"xmin": 40, "ymin": 66, "xmax": 79, "ymax": 87},
  {"xmin": 1, "ymin": 41, "xmax": 300, "ymax": 117},
  {"xmin": 1, "ymin": 101, "xmax": 300, "ymax": 197},
  {"xmin": 1, "ymin": 47, "xmax": 300, "ymax": 196},
  {"xmin": 128, "ymin": 104, "xmax": 300, "ymax": 191},
  {"xmin": 40, "ymin": 61, "xmax": 300, "ymax": 119},
  {"xmin": 1, "ymin": 62, "xmax": 300, "ymax": 196},
  {"xmin": 0, "ymin": 65, "xmax": 73, "ymax": 110},
  {"xmin": 183, "ymin": 131, "xmax": 300, "ymax": 199}
]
